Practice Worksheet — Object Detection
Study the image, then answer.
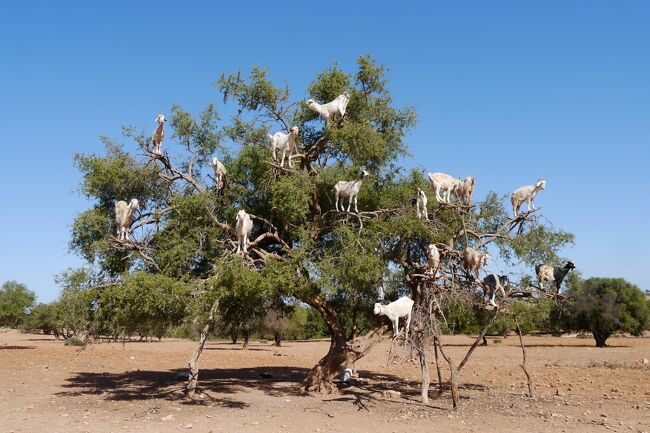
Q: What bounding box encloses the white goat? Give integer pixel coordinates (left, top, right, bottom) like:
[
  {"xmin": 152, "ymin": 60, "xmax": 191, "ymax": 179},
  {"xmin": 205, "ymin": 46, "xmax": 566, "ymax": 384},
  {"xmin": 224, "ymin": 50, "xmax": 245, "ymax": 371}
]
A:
[
  {"xmin": 416, "ymin": 188, "xmax": 428, "ymax": 220},
  {"xmin": 535, "ymin": 261, "xmax": 575, "ymax": 293},
  {"xmin": 235, "ymin": 209, "xmax": 253, "ymax": 254},
  {"xmin": 151, "ymin": 114, "xmax": 166, "ymax": 155},
  {"xmin": 455, "ymin": 176, "xmax": 475, "ymax": 205},
  {"xmin": 115, "ymin": 199, "xmax": 140, "ymax": 241},
  {"xmin": 210, "ymin": 157, "xmax": 227, "ymax": 193},
  {"xmin": 269, "ymin": 126, "xmax": 300, "ymax": 168},
  {"xmin": 461, "ymin": 247, "xmax": 490, "ymax": 279},
  {"xmin": 428, "ymin": 172, "xmax": 474, "ymax": 205},
  {"xmin": 307, "ymin": 92, "xmax": 350, "ymax": 121},
  {"xmin": 481, "ymin": 274, "xmax": 509, "ymax": 307},
  {"xmin": 333, "ymin": 170, "xmax": 369, "ymax": 213},
  {"xmin": 373, "ymin": 296, "xmax": 414, "ymax": 339},
  {"xmin": 511, "ymin": 179, "xmax": 546, "ymax": 216},
  {"xmin": 426, "ymin": 243, "xmax": 440, "ymax": 276}
]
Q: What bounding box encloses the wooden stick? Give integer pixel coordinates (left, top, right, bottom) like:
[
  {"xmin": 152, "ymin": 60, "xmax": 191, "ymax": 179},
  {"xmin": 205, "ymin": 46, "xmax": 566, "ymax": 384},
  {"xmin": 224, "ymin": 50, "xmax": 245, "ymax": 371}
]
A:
[
  {"xmin": 457, "ymin": 307, "xmax": 499, "ymax": 372},
  {"xmin": 515, "ymin": 320, "xmax": 534, "ymax": 398}
]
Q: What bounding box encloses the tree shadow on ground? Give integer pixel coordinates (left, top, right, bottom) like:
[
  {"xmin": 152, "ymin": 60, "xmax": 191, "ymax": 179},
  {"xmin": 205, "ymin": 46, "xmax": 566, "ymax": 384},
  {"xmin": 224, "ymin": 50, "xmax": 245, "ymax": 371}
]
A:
[
  {"xmin": 205, "ymin": 347, "xmax": 272, "ymax": 352},
  {"xmin": 56, "ymin": 366, "xmax": 489, "ymax": 411},
  {"xmin": 0, "ymin": 345, "xmax": 35, "ymax": 350},
  {"xmin": 522, "ymin": 343, "xmax": 628, "ymax": 348},
  {"xmin": 323, "ymin": 370, "xmax": 488, "ymax": 412},
  {"xmin": 57, "ymin": 366, "xmax": 308, "ymax": 406}
]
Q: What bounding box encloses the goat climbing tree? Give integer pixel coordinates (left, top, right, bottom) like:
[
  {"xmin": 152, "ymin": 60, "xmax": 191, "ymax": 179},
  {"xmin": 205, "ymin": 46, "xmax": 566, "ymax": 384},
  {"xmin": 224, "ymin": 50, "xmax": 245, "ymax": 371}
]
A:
[{"xmin": 69, "ymin": 55, "xmax": 574, "ymax": 398}]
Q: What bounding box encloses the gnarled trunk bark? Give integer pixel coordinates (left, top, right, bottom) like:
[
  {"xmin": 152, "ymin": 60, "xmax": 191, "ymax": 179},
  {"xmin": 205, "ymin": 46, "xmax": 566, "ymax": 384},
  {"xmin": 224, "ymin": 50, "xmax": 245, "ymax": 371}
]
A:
[
  {"xmin": 302, "ymin": 295, "xmax": 350, "ymax": 393},
  {"xmin": 302, "ymin": 294, "xmax": 388, "ymax": 394},
  {"xmin": 302, "ymin": 333, "xmax": 352, "ymax": 394},
  {"xmin": 593, "ymin": 331, "xmax": 609, "ymax": 348}
]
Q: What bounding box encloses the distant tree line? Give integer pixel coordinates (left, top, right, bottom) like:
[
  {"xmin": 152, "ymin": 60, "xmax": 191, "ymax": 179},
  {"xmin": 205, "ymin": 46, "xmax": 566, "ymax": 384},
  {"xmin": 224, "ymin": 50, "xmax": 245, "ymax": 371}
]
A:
[{"xmin": 3, "ymin": 275, "xmax": 648, "ymax": 349}]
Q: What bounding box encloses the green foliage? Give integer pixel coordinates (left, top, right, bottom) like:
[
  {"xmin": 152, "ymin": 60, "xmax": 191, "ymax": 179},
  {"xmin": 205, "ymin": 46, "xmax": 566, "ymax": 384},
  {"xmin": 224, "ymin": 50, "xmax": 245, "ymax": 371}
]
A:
[
  {"xmin": 74, "ymin": 141, "xmax": 165, "ymax": 208},
  {"xmin": 64, "ymin": 54, "xmax": 576, "ymax": 357},
  {"xmin": 303, "ymin": 306, "xmax": 329, "ymax": 339},
  {"xmin": 64, "ymin": 336, "xmax": 84, "ymax": 346},
  {"xmin": 219, "ymin": 66, "xmax": 290, "ymax": 113},
  {"xmin": 212, "ymin": 256, "xmax": 270, "ymax": 336},
  {"xmin": 492, "ymin": 299, "xmax": 555, "ymax": 335},
  {"xmin": 55, "ymin": 268, "xmax": 97, "ymax": 337},
  {"xmin": 152, "ymin": 193, "xmax": 226, "ymax": 277},
  {"xmin": 270, "ymin": 172, "xmax": 313, "ymax": 227},
  {"xmin": 169, "ymin": 104, "xmax": 222, "ymax": 164},
  {"xmin": 25, "ymin": 303, "xmax": 61, "ymax": 336},
  {"xmin": 93, "ymin": 272, "xmax": 191, "ymax": 339},
  {"xmin": 561, "ymin": 278, "xmax": 650, "ymax": 347},
  {"xmin": 71, "ymin": 143, "xmax": 168, "ymax": 275},
  {"xmin": 0, "ymin": 281, "xmax": 36, "ymax": 328}
]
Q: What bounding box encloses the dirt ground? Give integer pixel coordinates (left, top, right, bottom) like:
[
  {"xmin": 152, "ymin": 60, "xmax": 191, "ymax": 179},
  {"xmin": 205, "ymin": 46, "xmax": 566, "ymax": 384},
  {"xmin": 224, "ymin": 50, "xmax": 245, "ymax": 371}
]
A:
[{"xmin": 0, "ymin": 329, "xmax": 648, "ymax": 433}]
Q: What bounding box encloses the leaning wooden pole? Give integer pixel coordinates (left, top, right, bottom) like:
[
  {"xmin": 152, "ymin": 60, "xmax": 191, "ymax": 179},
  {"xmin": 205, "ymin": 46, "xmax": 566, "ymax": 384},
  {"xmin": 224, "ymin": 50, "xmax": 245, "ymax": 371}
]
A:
[
  {"xmin": 457, "ymin": 307, "xmax": 499, "ymax": 372},
  {"xmin": 186, "ymin": 298, "xmax": 219, "ymax": 397},
  {"xmin": 515, "ymin": 320, "xmax": 534, "ymax": 397},
  {"xmin": 431, "ymin": 315, "xmax": 459, "ymax": 409},
  {"xmin": 433, "ymin": 336, "xmax": 444, "ymax": 394}
]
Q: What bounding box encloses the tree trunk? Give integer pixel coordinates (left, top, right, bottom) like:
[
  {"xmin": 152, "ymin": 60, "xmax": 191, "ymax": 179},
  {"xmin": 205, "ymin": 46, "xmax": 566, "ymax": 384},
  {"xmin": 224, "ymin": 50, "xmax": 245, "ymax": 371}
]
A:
[
  {"xmin": 418, "ymin": 342, "xmax": 430, "ymax": 404},
  {"xmin": 593, "ymin": 332, "xmax": 609, "ymax": 348},
  {"xmin": 302, "ymin": 294, "xmax": 388, "ymax": 394},
  {"xmin": 350, "ymin": 302, "xmax": 357, "ymax": 342},
  {"xmin": 436, "ymin": 334, "xmax": 459, "ymax": 409},
  {"xmin": 432, "ymin": 314, "xmax": 459, "ymax": 409},
  {"xmin": 302, "ymin": 333, "xmax": 351, "ymax": 394},
  {"xmin": 230, "ymin": 332, "xmax": 238, "ymax": 344},
  {"xmin": 274, "ymin": 332, "xmax": 282, "ymax": 347},
  {"xmin": 242, "ymin": 329, "xmax": 250, "ymax": 349},
  {"xmin": 186, "ymin": 298, "xmax": 219, "ymax": 397},
  {"xmin": 433, "ymin": 336, "xmax": 444, "ymax": 394}
]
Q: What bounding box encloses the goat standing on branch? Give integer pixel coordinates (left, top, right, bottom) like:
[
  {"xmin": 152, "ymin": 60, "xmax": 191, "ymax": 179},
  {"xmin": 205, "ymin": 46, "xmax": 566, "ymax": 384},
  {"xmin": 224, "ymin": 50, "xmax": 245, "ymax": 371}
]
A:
[
  {"xmin": 481, "ymin": 274, "xmax": 509, "ymax": 308},
  {"xmin": 512, "ymin": 179, "xmax": 546, "ymax": 216},
  {"xmin": 374, "ymin": 296, "xmax": 414, "ymax": 339},
  {"xmin": 428, "ymin": 172, "xmax": 475, "ymax": 205},
  {"xmin": 461, "ymin": 247, "xmax": 490, "ymax": 279},
  {"xmin": 210, "ymin": 156, "xmax": 227, "ymax": 193},
  {"xmin": 151, "ymin": 114, "xmax": 166, "ymax": 155},
  {"xmin": 455, "ymin": 176, "xmax": 475, "ymax": 206},
  {"xmin": 536, "ymin": 260, "xmax": 575, "ymax": 293},
  {"xmin": 427, "ymin": 243, "xmax": 440, "ymax": 277},
  {"xmin": 235, "ymin": 209, "xmax": 253, "ymax": 254},
  {"xmin": 307, "ymin": 92, "xmax": 350, "ymax": 122},
  {"xmin": 115, "ymin": 199, "xmax": 140, "ymax": 241},
  {"xmin": 416, "ymin": 188, "xmax": 429, "ymax": 220},
  {"xmin": 270, "ymin": 126, "xmax": 300, "ymax": 168},
  {"xmin": 333, "ymin": 170, "xmax": 369, "ymax": 213}
]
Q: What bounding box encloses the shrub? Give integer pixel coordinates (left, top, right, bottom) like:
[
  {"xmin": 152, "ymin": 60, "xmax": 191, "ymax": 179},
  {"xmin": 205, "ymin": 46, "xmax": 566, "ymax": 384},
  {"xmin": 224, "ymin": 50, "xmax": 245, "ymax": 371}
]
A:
[{"xmin": 64, "ymin": 336, "xmax": 84, "ymax": 346}]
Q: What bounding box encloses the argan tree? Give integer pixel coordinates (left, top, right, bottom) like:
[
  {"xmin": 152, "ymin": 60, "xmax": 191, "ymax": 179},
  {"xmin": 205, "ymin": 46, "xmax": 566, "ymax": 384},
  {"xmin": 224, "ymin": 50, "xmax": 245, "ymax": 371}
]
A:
[
  {"xmin": 562, "ymin": 277, "xmax": 649, "ymax": 347},
  {"xmin": 68, "ymin": 55, "xmax": 573, "ymax": 397},
  {"xmin": 0, "ymin": 281, "xmax": 36, "ymax": 328}
]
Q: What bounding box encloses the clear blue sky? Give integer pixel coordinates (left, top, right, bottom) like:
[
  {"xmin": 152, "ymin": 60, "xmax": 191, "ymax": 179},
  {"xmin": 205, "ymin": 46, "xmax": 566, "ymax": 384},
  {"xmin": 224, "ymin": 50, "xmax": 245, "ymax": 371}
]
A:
[{"xmin": 1, "ymin": 1, "xmax": 648, "ymax": 302}]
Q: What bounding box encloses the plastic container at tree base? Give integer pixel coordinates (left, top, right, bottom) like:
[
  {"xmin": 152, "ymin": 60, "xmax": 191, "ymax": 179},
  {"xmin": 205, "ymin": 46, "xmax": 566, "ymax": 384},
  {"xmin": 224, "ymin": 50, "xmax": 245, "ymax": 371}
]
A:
[{"xmin": 340, "ymin": 368, "xmax": 353, "ymax": 382}]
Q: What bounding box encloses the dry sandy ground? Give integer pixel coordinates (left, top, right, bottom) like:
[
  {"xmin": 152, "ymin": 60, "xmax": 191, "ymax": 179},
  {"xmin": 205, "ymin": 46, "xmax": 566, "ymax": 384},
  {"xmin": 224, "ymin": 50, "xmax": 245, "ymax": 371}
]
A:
[{"xmin": 0, "ymin": 329, "xmax": 648, "ymax": 433}]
